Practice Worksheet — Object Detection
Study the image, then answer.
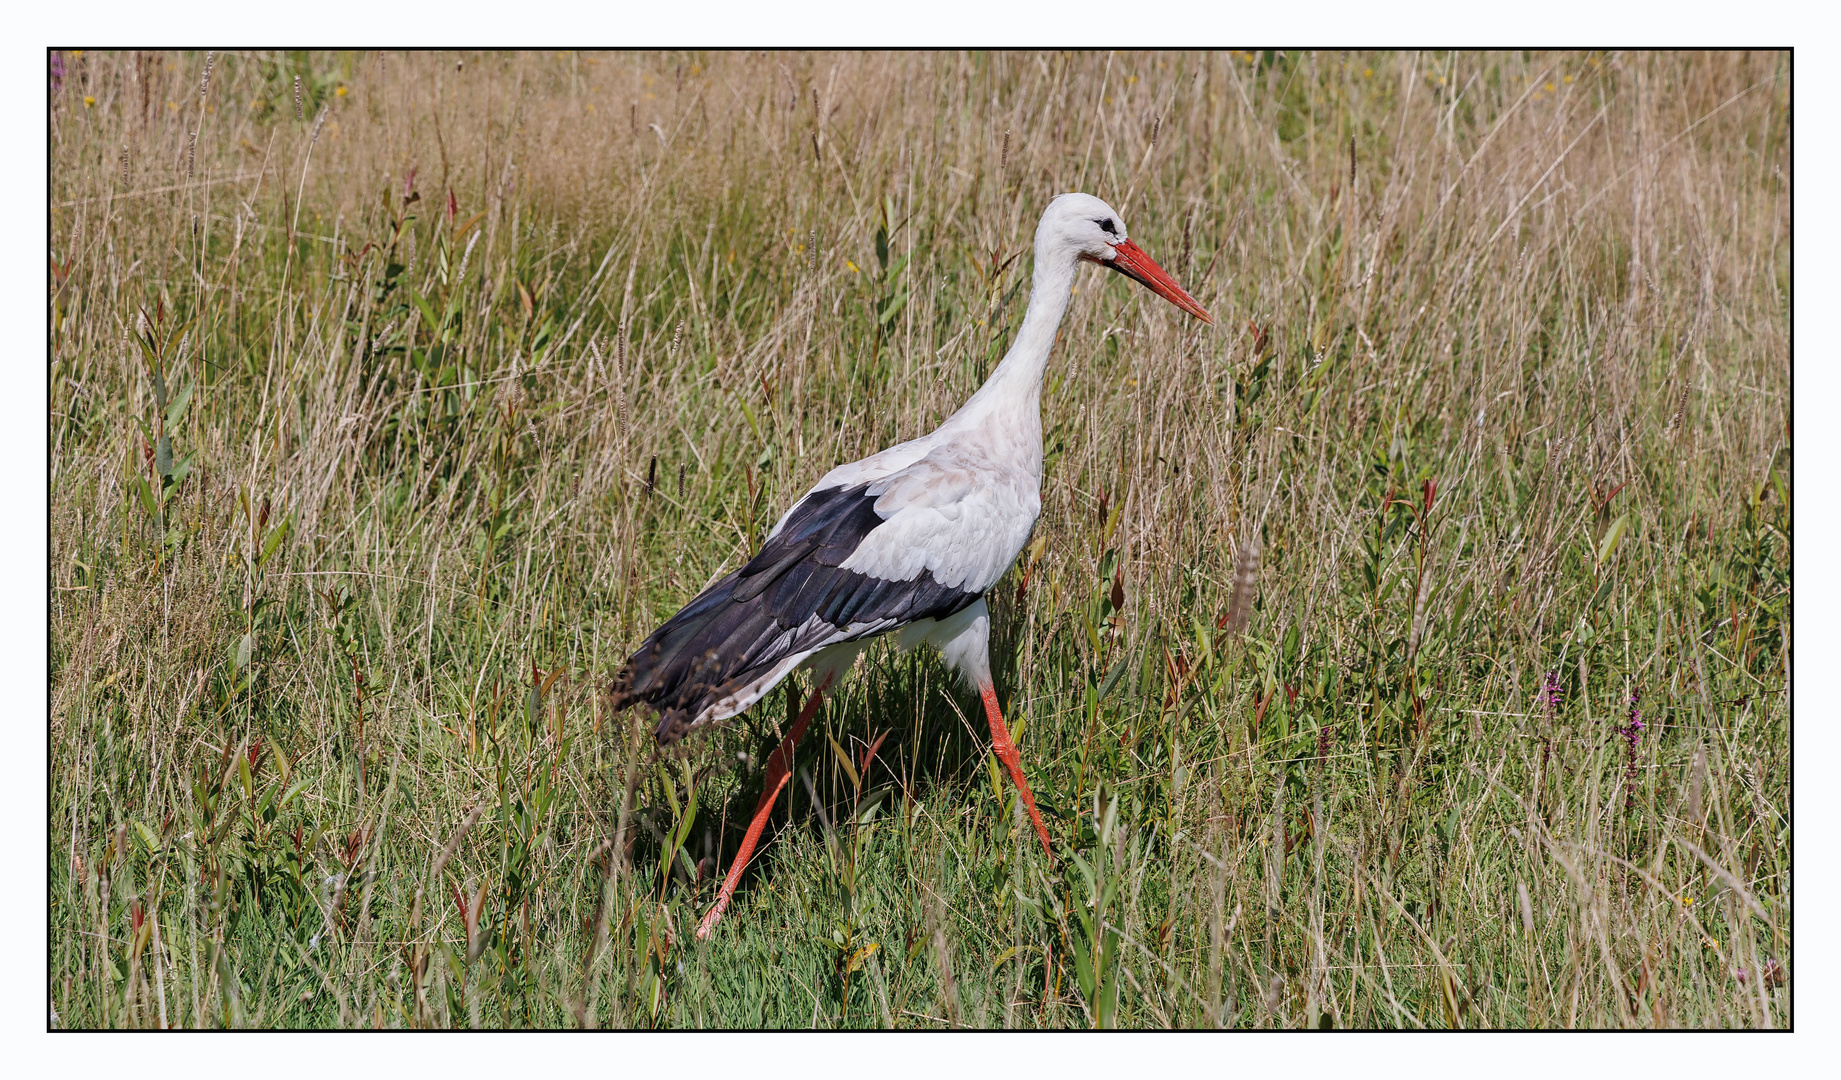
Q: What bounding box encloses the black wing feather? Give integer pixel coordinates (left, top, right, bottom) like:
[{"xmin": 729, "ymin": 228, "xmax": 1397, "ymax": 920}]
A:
[
  {"xmin": 611, "ymin": 483, "xmax": 981, "ymax": 744},
  {"xmin": 729, "ymin": 486, "xmax": 884, "ymax": 601}
]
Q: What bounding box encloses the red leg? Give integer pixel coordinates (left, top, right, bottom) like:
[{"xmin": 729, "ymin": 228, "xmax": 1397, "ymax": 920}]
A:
[
  {"xmin": 980, "ymin": 682, "xmax": 1054, "ymax": 862},
  {"xmin": 695, "ymin": 686, "xmax": 825, "ymax": 940}
]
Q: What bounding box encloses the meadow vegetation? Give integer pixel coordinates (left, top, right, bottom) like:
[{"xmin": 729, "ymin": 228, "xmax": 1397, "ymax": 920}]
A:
[{"xmin": 49, "ymin": 49, "xmax": 1789, "ymax": 1028}]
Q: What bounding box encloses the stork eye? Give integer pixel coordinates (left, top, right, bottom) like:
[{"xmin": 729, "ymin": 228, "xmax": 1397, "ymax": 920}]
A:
[{"xmin": 1095, "ymin": 218, "xmax": 1117, "ymax": 236}]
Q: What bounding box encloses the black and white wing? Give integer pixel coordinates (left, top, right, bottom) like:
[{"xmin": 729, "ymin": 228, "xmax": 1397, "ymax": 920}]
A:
[{"xmin": 612, "ymin": 479, "xmax": 980, "ymax": 743}]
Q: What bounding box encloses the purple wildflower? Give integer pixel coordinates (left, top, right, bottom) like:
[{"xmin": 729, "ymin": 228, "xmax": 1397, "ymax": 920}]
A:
[
  {"xmin": 1619, "ymin": 690, "xmax": 1644, "ymax": 745},
  {"xmin": 51, "ymin": 52, "xmax": 65, "ymax": 96},
  {"xmin": 1615, "ymin": 689, "xmax": 1644, "ymax": 811},
  {"xmin": 1540, "ymin": 671, "xmax": 1564, "ymax": 714}
]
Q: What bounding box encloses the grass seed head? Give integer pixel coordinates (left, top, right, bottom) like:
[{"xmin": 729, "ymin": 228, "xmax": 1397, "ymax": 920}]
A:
[{"xmin": 1223, "ymin": 532, "xmax": 1262, "ymax": 634}]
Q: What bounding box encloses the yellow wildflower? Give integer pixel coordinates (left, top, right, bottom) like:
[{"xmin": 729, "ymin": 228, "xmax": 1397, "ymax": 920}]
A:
[
  {"xmin": 83, "ymin": 96, "xmax": 95, "ymax": 108},
  {"xmin": 335, "ymin": 85, "xmax": 348, "ymax": 97}
]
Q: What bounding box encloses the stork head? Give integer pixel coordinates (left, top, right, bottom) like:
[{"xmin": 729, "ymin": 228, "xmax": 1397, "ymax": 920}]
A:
[{"xmin": 1040, "ymin": 192, "xmax": 1212, "ymax": 323}]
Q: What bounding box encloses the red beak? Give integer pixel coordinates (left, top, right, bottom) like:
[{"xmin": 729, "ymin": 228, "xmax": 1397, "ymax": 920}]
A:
[{"xmin": 1094, "ymin": 239, "xmax": 1212, "ymax": 323}]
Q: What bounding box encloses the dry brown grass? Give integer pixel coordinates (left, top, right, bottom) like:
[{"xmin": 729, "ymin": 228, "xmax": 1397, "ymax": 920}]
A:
[{"xmin": 51, "ymin": 49, "xmax": 1787, "ymax": 1028}]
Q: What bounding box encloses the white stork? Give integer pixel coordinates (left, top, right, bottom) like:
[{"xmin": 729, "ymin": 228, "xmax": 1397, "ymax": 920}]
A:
[{"xmin": 611, "ymin": 192, "xmax": 1212, "ymax": 938}]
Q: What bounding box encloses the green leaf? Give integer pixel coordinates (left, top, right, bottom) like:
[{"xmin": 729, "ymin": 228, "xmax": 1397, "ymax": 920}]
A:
[
  {"xmin": 234, "ymin": 632, "xmax": 252, "ymax": 671},
  {"xmin": 1096, "ymin": 935, "xmax": 1120, "ymax": 1028},
  {"xmin": 657, "ymin": 764, "xmax": 682, "ymax": 817},
  {"xmin": 826, "ymin": 733, "xmax": 860, "ymax": 791},
  {"xmin": 856, "ymin": 786, "xmax": 890, "ymax": 825},
  {"xmin": 165, "ymin": 379, "xmax": 194, "ymax": 431},
  {"xmin": 412, "ymin": 290, "xmax": 440, "ymax": 334},
  {"xmin": 1070, "ymin": 936, "xmax": 1096, "ymax": 998},
  {"xmin": 258, "ymin": 516, "xmax": 291, "ymax": 568},
  {"xmin": 1596, "ymin": 511, "xmax": 1630, "ymax": 568},
  {"xmin": 1588, "ymin": 576, "xmax": 1614, "ymax": 612},
  {"xmin": 659, "ymin": 775, "xmax": 698, "ymax": 885},
  {"xmin": 877, "ymin": 289, "xmax": 909, "ymax": 326},
  {"xmin": 132, "ymin": 475, "xmax": 158, "ymax": 519},
  {"xmin": 133, "ymin": 329, "xmax": 161, "ymax": 368},
  {"xmin": 1098, "ymin": 654, "xmax": 1130, "ymax": 702},
  {"xmin": 1191, "ymin": 616, "xmax": 1215, "ymax": 668},
  {"xmin": 155, "ymin": 435, "xmax": 172, "ymax": 479}
]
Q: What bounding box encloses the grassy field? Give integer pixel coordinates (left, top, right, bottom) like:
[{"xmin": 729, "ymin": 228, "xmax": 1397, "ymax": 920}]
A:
[{"xmin": 48, "ymin": 49, "xmax": 1789, "ymax": 1029}]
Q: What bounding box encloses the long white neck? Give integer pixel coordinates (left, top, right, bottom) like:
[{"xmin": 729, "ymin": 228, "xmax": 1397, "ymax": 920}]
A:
[{"xmin": 936, "ymin": 234, "xmax": 1081, "ymax": 474}]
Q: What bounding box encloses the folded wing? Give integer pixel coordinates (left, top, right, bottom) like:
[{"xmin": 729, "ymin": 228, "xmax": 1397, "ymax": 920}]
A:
[{"xmin": 611, "ymin": 480, "xmax": 984, "ymax": 743}]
